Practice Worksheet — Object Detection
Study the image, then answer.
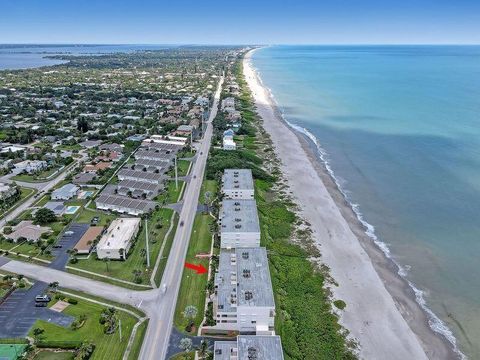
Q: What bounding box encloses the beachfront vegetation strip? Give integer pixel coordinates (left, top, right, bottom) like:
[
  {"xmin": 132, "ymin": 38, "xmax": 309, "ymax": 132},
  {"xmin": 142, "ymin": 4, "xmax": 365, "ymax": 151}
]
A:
[
  {"xmin": 28, "ymin": 294, "xmax": 139, "ymax": 360},
  {"xmin": 226, "ymin": 57, "xmax": 355, "ymax": 359},
  {"xmin": 174, "ymin": 179, "xmax": 217, "ymax": 333}
]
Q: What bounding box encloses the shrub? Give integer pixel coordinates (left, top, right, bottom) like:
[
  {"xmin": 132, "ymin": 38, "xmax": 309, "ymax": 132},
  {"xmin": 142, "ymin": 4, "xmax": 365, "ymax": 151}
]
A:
[{"xmin": 333, "ymin": 300, "xmax": 347, "ymax": 310}]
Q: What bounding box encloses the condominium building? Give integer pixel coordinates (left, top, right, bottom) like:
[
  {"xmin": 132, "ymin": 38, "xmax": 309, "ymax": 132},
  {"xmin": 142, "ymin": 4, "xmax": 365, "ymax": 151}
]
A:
[
  {"xmin": 212, "ymin": 247, "xmax": 275, "ymax": 334},
  {"xmin": 220, "ymin": 199, "xmax": 260, "ymax": 248},
  {"xmin": 214, "ymin": 335, "xmax": 284, "ymax": 360},
  {"xmin": 96, "ymin": 218, "xmax": 141, "ymax": 260},
  {"xmin": 222, "ymin": 169, "xmax": 254, "ymax": 200}
]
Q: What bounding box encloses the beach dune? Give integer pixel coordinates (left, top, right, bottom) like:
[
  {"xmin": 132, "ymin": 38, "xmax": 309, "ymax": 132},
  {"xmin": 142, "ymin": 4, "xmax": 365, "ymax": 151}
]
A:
[{"xmin": 243, "ymin": 49, "xmax": 456, "ymax": 360}]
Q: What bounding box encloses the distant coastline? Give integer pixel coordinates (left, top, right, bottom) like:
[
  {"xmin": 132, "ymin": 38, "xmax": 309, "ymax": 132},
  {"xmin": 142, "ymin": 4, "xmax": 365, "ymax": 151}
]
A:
[{"xmin": 244, "ymin": 47, "xmax": 460, "ymax": 359}]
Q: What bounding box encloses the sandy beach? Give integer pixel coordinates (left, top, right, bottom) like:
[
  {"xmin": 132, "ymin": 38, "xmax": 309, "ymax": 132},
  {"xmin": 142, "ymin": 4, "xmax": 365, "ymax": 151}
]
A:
[{"xmin": 243, "ymin": 49, "xmax": 457, "ymax": 360}]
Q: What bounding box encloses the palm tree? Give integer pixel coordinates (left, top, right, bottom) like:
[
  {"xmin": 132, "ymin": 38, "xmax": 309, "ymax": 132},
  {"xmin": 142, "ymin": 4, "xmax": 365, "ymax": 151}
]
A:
[
  {"xmin": 32, "ymin": 327, "xmax": 44, "ymax": 344},
  {"xmin": 132, "ymin": 269, "xmax": 142, "ymax": 283},
  {"xmin": 103, "ymin": 258, "xmax": 110, "ymax": 272},
  {"xmin": 119, "ymin": 248, "xmax": 125, "ymax": 260},
  {"xmin": 198, "ymin": 339, "xmax": 209, "ymax": 359},
  {"xmin": 179, "ymin": 337, "xmax": 192, "ymax": 354}
]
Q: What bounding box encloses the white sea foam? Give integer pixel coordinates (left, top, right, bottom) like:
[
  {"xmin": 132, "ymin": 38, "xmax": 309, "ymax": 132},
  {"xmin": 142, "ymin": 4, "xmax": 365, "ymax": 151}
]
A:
[{"xmin": 248, "ymin": 57, "xmax": 466, "ymax": 359}]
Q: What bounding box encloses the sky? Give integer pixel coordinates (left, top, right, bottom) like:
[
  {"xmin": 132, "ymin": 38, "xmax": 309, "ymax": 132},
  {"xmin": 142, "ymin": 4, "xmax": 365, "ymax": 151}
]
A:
[{"xmin": 1, "ymin": 0, "xmax": 480, "ymax": 45}]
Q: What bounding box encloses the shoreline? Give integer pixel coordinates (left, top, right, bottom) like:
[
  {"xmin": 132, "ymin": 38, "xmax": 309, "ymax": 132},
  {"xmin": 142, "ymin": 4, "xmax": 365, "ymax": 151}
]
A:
[{"xmin": 243, "ymin": 48, "xmax": 459, "ymax": 359}]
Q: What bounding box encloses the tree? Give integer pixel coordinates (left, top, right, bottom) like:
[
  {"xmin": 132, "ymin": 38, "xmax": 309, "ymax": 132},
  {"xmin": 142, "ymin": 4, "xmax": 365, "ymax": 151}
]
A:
[
  {"xmin": 32, "ymin": 327, "xmax": 44, "ymax": 343},
  {"xmin": 183, "ymin": 305, "xmax": 198, "ymax": 320},
  {"xmin": 183, "ymin": 305, "xmax": 198, "ymax": 332},
  {"xmin": 179, "ymin": 338, "xmax": 193, "ymax": 353},
  {"xmin": 132, "ymin": 269, "xmax": 142, "ymax": 284},
  {"xmin": 34, "ymin": 208, "xmax": 56, "ymax": 225},
  {"xmin": 75, "ymin": 342, "xmax": 95, "ymax": 360},
  {"xmin": 99, "ymin": 307, "xmax": 117, "ymax": 334},
  {"xmin": 103, "ymin": 257, "xmax": 110, "ymax": 272},
  {"xmin": 198, "ymin": 339, "xmax": 209, "ymax": 359},
  {"xmin": 49, "ymin": 281, "xmax": 59, "ymax": 292}
]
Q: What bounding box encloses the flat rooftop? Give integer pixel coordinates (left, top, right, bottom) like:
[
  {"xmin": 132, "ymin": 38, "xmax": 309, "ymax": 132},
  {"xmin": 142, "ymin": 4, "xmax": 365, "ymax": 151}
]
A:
[
  {"xmin": 98, "ymin": 218, "xmax": 140, "ymax": 250},
  {"xmin": 220, "ymin": 199, "xmax": 260, "ymax": 233},
  {"xmin": 215, "ymin": 247, "xmax": 274, "ymax": 312},
  {"xmin": 237, "ymin": 336, "xmax": 284, "ymax": 360},
  {"xmin": 213, "ymin": 336, "xmax": 284, "ymax": 360},
  {"xmin": 223, "ymin": 169, "xmax": 254, "ymax": 192}
]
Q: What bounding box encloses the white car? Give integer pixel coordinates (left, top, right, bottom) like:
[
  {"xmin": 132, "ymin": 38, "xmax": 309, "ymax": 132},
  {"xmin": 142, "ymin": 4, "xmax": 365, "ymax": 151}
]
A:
[{"xmin": 161, "ymin": 284, "xmax": 167, "ymax": 293}]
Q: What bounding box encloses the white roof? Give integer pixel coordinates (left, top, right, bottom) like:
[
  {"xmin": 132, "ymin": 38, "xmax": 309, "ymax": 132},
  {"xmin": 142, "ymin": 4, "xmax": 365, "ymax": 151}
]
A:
[{"xmin": 97, "ymin": 218, "xmax": 140, "ymax": 251}]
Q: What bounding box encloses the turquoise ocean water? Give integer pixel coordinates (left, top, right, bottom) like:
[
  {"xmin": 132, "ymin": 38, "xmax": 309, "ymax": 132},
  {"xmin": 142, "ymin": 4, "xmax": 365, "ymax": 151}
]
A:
[{"xmin": 252, "ymin": 46, "xmax": 480, "ymax": 358}]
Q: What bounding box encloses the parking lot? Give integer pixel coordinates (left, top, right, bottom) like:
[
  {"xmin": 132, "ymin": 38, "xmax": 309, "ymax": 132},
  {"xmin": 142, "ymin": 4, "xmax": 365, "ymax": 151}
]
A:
[
  {"xmin": 49, "ymin": 223, "xmax": 90, "ymax": 270},
  {"xmin": 0, "ymin": 281, "xmax": 73, "ymax": 338},
  {"xmin": 0, "ymin": 223, "xmax": 90, "ymax": 338}
]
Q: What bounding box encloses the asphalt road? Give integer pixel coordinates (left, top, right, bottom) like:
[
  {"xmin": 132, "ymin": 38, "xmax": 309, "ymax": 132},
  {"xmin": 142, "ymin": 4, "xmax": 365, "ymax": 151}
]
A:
[
  {"xmin": 138, "ymin": 74, "xmax": 224, "ymax": 360},
  {"xmin": 0, "ymin": 75, "xmax": 224, "ymax": 360}
]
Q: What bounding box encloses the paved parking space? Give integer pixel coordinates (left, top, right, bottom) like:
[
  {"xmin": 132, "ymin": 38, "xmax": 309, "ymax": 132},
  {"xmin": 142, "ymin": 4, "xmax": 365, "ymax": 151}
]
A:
[
  {"xmin": 50, "ymin": 223, "xmax": 90, "ymax": 270},
  {"xmin": 0, "ymin": 281, "xmax": 73, "ymax": 338}
]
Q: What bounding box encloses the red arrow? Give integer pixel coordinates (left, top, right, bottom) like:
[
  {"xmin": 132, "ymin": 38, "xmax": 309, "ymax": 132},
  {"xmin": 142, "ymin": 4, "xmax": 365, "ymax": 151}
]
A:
[{"xmin": 185, "ymin": 262, "xmax": 207, "ymax": 274}]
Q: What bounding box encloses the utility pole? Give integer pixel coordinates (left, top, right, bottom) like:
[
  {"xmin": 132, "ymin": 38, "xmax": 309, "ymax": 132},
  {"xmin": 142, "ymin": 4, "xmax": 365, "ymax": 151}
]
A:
[
  {"xmin": 174, "ymin": 155, "xmax": 178, "ymax": 190},
  {"xmin": 145, "ymin": 218, "xmax": 150, "ymax": 268}
]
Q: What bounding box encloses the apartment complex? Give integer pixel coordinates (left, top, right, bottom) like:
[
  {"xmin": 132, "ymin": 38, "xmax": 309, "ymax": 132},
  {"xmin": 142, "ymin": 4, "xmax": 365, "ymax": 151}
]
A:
[
  {"xmin": 214, "ymin": 335, "xmax": 284, "ymax": 360},
  {"xmin": 219, "ymin": 199, "xmax": 260, "ymax": 249},
  {"xmin": 222, "ymin": 169, "xmax": 254, "ymax": 200},
  {"xmin": 213, "ymin": 247, "xmax": 275, "ymax": 334}
]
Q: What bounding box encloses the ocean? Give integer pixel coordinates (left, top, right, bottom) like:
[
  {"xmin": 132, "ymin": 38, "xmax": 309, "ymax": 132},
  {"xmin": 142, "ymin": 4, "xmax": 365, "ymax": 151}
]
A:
[{"xmin": 251, "ymin": 45, "xmax": 480, "ymax": 358}]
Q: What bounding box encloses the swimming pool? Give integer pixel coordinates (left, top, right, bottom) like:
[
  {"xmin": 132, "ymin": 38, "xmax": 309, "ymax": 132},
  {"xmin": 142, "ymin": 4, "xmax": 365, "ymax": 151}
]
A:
[{"xmin": 65, "ymin": 206, "xmax": 80, "ymax": 214}]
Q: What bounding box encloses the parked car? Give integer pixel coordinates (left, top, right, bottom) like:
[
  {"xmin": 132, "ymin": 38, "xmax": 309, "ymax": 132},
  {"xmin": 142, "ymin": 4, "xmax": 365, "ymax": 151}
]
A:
[
  {"xmin": 91, "ymin": 216, "xmax": 100, "ymax": 225},
  {"xmin": 35, "ymin": 295, "xmax": 51, "ymax": 303},
  {"xmin": 52, "ymin": 245, "xmax": 62, "ymax": 249}
]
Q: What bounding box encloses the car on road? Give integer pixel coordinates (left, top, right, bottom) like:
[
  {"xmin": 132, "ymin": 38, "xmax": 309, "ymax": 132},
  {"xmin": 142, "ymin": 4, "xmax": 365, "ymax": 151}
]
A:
[
  {"xmin": 35, "ymin": 295, "xmax": 51, "ymax": 302},
  {"xmin": 35, "ymin": 302, "xmax": 47, "ymax": 307},
  {"xmin": 180, "ymin": 220, "xmax": 184, "ymax": 227},
  {"xmin": 52, "ymin": 244, "xmax": 62, "ymax": 248},
  {"xmin": 65, "ymin": 231, "xmax": 74, "ymax": 235},
  {"xmin": 161, "ymin": 284, "xmax": 167, "ymax": 293}
]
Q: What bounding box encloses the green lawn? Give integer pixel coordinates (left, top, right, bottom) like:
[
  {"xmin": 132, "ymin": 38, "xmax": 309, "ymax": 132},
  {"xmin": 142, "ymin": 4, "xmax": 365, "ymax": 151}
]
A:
[
  {"xmin": 170, "ymin": 352, "xmax": 195, "ymax": 360},
  {"xmin": 12, "ymin": 166, "xmax": 62, "ymax": 182},
  {"xmin": 7, "ymin": 241, "xmax": 53, "ymax": 261},
  {"xmin": 34, "ymin": 351, "xmax": 74, "ymax": 360},
  {"xmin": 199, "ymin": 180, "xmax": 217, "ymax": 206},
  {"xmin": 157, "ymin": 180, "xmax": 185, "ymax": 204},
  {"xmin": 127, "ymin": 319, "xmax": 149, "ymax": 360},
  {"xmin": 71, "ymin": 208, "xmax": 174, "ymax": 285},
  {"xmin": 154, "ymin": 212, "xmax": 179, "ymax": 287},
  {"xmin": 173, "ymin": 213, "xmax": 213, "ymax": 333},
  {"xmin": 75, "ymin": 209, "xmax": 116, "ymax": 226},
  {"xmin": 167, "ymin": 160, "xmax": 191, "ymax": 177},
  {"xmin": 29, "ymin": 297, "xmax": 138, "ymax": 360}
]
